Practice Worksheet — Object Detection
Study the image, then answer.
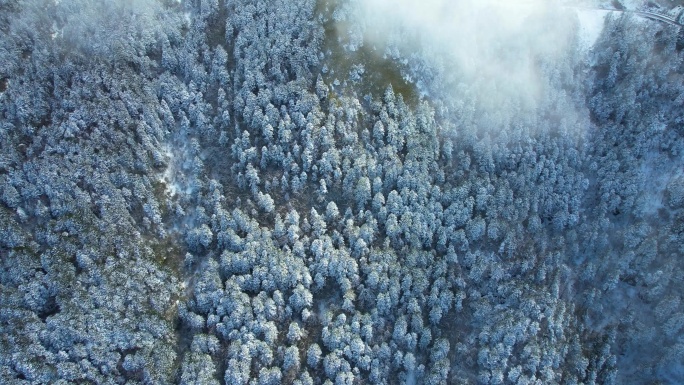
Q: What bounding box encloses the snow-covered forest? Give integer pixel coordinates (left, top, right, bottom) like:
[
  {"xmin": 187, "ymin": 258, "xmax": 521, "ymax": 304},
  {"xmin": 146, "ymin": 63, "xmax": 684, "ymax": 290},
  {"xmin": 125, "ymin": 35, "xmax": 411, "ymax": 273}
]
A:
[{"xmin": 1, "ymin": 0, "xmax": 684, "ymax": 384}]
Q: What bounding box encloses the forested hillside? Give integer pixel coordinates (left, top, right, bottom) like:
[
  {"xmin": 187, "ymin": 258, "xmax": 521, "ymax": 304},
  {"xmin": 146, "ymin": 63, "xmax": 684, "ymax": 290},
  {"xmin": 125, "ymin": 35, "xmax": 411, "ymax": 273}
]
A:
[{"xmin": 1, "ymin": 0, "xmax": 683, "ymax": 384}]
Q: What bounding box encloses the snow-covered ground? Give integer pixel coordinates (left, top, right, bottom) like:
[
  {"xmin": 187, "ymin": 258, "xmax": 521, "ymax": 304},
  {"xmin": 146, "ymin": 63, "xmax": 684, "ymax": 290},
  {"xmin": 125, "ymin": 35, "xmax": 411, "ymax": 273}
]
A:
[
  {"xmin": 620, "ymin": 0, "xmax": 647, "ymax": 9},
  {"xmin": 575, "ymin": 8, "xmax": 610, "ymax": 49},
  {"xmin": 667, "ymin": 5, "xmax": 683, "ymax": 17}
]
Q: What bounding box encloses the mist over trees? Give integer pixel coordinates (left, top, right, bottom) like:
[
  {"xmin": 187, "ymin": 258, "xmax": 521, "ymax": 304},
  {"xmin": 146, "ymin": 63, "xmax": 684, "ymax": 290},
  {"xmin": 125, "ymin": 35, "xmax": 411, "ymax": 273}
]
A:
[{"xmin": 1, "ymin": 0, "xmax": 684, "ymax": 384}]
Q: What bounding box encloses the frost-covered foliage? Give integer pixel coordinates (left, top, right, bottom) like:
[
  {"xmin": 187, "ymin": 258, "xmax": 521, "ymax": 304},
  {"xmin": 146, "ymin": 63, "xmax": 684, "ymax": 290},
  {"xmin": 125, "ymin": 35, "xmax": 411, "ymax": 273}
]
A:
[
  {"xmin": 0, "ymin": 0, "xmax": 183, "ymax": 383},
  {"xmin": 1, "ymin": 0, "xmax": 684, "ymax": 384}
]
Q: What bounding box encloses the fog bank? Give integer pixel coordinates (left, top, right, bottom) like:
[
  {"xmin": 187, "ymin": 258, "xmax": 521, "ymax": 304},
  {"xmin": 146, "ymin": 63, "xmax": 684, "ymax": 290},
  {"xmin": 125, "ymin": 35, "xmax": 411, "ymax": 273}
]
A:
[{"xmin": 350, "ymin": 0, "xmax": 584, "ymax": 119}]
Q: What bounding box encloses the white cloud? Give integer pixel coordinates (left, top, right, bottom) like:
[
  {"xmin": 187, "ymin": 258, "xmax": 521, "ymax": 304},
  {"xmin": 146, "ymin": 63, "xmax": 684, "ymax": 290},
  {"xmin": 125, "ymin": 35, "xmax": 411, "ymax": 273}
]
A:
[{"xmin": 349, "ymin": 0, "xmax": 584, "ymax": 116}]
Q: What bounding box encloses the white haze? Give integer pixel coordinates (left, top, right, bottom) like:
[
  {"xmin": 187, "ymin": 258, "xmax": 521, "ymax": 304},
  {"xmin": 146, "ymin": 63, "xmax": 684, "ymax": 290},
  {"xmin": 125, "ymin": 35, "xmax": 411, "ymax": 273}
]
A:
[
  {"xmin": 350, "ymin": 0, "xmax": 587, "ymax": 118},
  {"xmin": 575, "ymin": 9, "xmax": 610, "ymax": 49}
]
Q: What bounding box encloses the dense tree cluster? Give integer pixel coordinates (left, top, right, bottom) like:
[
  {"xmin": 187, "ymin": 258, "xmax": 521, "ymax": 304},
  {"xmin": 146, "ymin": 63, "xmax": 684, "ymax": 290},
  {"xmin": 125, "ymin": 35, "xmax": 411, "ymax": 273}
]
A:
[{"xmin": 1, "ymin": 0, "xmax": 683, "ymax": 384}]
